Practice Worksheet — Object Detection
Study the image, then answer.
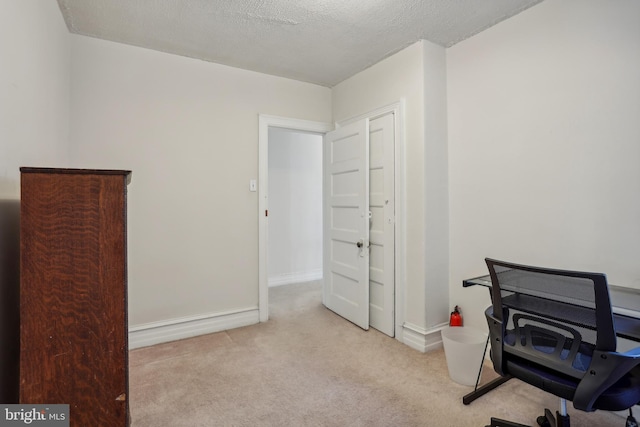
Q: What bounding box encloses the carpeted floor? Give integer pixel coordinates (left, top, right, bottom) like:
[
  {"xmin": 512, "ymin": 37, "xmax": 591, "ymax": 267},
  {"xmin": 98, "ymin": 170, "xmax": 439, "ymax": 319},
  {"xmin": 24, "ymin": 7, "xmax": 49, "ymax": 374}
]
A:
[{"xmin": 129, "ymin": 281, "xmax": 622, "ymax": 426}]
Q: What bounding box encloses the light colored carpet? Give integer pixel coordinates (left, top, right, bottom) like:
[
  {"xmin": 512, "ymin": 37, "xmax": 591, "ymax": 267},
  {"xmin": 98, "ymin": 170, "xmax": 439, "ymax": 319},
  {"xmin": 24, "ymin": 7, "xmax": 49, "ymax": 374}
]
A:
[{"xmin": 129, "ymin": 281, "xmax": 622, "ymax": 426}]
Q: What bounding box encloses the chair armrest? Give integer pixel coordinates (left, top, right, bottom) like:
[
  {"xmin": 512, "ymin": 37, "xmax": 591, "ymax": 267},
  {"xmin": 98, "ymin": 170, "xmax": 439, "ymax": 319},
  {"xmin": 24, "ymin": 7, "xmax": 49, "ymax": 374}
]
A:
[{"xmin": 573, "ymin": 349, "xmax": 640, "ymax": 411}]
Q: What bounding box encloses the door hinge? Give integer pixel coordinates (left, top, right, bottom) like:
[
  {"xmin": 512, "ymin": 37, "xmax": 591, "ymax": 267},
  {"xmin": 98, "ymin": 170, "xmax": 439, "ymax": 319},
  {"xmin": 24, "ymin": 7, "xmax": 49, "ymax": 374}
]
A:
[{"xmin": 265, "ymin": 210, "xmax": 268, "ymax": 217}]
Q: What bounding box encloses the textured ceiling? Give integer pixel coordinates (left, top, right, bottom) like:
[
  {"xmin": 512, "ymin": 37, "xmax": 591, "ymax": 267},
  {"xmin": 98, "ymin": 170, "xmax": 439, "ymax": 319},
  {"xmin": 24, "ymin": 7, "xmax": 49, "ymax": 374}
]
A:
[{"xmin": 57, "ymin": 0, "xmax": 544, "ymax": 87}]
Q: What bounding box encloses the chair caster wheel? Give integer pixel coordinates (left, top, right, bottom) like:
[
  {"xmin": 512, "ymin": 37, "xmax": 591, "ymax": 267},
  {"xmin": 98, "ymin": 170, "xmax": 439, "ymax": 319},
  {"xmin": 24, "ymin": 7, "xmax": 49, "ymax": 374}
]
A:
[{"xmin": 537, "ymin": 415, "xmax": 551, "ymax": 427}]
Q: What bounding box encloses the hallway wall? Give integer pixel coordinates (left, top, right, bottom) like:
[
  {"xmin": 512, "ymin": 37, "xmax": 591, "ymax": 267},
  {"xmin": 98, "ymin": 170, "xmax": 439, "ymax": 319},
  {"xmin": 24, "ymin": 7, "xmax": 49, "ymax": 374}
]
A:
[{"xmin": 268, "ymin": 128, "xmax": 323, "ymax": 286}]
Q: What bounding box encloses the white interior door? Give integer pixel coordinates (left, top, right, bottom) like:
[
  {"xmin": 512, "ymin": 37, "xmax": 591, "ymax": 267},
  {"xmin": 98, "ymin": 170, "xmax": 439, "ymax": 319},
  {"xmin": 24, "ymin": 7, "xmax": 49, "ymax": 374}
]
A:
[
  {"xmin": 323, "ymin": 119, "xmax": 370, "ymax": 330},
  {"xmin": 368, "ymin": 113, "xmax": 395, "ymax": 337}
]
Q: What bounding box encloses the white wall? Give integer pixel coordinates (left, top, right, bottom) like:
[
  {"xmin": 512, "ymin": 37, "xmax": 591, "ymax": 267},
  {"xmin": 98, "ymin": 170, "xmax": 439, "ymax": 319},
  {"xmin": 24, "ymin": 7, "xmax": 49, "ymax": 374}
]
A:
[
  {"xmin": 332, "ymin": 40, "xmax": 449, "ymax": 346},
  {"xmin": 68, "ymin": 35, "xmax": 332, "ymax": 329},
  {"xmin": 422, "ymin": 41, "xmax": 449, "ymax": 328},
  {"xmin": 0, "ymin": 0, "xmax": 70, "ymax": 197},
  {"xmin": 448, "ymin": 0, "xmax": 640, "ymax": 330},
  {"xmin": 267, "ymin": 128, "xmax": 323, "ymax": 286}
]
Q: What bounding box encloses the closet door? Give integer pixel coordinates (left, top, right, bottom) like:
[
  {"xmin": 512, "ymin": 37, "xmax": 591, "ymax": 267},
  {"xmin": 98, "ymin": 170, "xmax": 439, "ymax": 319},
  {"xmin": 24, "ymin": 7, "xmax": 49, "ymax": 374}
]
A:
[
  {"xmin": 20, "ymin": 168, "xmax": 131, "ymax": 427},
  {"xmin": 368, "ymin": 113, "xmax": 395, "ymax": 337}
]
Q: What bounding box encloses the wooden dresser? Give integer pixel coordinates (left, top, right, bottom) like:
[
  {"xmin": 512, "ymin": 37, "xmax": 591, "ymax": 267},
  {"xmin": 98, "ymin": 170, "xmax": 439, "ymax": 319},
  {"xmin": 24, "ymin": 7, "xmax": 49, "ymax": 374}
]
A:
[{"xmin": 20, "ymin": 168, "xmax": 132, "ymax": 426}]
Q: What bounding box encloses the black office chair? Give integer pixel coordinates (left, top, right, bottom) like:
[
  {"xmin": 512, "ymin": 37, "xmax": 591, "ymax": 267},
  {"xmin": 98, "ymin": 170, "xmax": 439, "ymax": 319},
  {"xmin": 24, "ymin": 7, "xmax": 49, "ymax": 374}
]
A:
[{"xmin": 483, "ymin": 258, "xmax": 640, "ymax": 427}]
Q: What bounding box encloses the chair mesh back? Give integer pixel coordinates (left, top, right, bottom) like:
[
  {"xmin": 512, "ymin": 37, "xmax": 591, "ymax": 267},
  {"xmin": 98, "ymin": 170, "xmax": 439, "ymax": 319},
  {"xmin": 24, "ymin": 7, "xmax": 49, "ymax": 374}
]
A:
[{"xmin": 486, "ymin": 259, "xmax": 616, "ymax": 379}]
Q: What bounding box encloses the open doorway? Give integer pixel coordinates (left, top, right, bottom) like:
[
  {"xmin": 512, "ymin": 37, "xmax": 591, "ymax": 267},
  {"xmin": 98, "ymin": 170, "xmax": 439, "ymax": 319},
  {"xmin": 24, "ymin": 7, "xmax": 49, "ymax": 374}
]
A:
[
  {"xmin": 267, "ymin": 128, "xmax": 323, "ymax": 287},
  {"xmin": 258, "ymin": 115, "xmax": 333, "ymax": 322}
]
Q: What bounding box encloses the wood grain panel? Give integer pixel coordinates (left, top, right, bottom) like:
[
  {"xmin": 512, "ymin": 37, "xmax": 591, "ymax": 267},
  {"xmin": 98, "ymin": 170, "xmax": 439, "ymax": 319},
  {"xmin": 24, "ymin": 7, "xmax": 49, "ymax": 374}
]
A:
[{"xmin": 20, "ymin": 168, "xmax": 131, "ymax": 427}]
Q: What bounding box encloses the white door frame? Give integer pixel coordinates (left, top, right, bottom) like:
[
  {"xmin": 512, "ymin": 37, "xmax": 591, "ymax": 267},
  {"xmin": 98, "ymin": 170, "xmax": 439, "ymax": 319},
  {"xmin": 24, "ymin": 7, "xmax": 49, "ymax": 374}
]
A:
[
  {"xmin": 336, "ymin": 100, "xmax": 406, "ymax": 339},
  {"xmin": 258, "ymin": 115, "xmax": 333, "ymax": 322}
]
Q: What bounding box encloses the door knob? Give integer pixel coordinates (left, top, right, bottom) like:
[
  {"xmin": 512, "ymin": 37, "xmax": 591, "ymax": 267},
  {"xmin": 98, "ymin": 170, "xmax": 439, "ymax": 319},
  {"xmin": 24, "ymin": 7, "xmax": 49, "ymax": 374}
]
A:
[{"xmin": 356, "ymin": 239, "xmax": 369, "ymax": 249}]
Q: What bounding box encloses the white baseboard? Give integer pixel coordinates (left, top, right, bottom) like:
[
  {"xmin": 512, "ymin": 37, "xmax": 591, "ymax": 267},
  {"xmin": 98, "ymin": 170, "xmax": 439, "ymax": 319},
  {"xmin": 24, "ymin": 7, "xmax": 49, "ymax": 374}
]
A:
[
  {"xmin": 129, "ymin": 308, "xmax": 260, "ymax": 349},
  {"xmin": 401, "ymin": 321, "xmax": 448, "ymax": 353},
  {"xmin": 268, "ymin": 269, "xmax": 322, "ymax": 287}
]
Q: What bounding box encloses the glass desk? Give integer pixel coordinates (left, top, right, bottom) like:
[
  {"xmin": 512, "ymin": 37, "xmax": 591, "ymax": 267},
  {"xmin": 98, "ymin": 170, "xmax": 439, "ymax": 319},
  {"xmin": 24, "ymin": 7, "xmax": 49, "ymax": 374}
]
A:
[{"xmin": 461, "ymin": 274, "xmax": 640, "ymax": 405}]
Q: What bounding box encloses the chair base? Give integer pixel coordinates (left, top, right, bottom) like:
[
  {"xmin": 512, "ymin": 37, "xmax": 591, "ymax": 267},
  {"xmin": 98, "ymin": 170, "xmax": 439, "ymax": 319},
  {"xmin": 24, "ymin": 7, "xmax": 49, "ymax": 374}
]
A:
[
  {"xmin": 486, "ymin": 408, "xmax": 570, "ymax": 427},
  {"xmin": 486, "ymin": 417, "xmax": 530, "ymax": 427},
  {"xmin": 537, "ymin": 408, "xmax": 570, "ymax": 427}
]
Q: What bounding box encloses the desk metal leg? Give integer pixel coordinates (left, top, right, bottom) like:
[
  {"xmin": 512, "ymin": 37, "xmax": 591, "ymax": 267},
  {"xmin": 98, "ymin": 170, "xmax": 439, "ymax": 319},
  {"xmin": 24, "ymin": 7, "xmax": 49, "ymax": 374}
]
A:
[
  {"xmin": 463, "ymin": 334, "xmax": 511, "ymax": 405},
  {"xmin": 463, "ymin": 375, "xmax": 512, "ymax": 405}
]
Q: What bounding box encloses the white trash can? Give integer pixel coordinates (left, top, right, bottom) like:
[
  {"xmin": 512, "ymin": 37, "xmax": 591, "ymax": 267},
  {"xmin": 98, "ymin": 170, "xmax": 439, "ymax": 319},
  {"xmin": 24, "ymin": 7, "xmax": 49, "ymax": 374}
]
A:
[{"xmin": 441, "ymin": 327, "xmax": 488, "ymax": 386}]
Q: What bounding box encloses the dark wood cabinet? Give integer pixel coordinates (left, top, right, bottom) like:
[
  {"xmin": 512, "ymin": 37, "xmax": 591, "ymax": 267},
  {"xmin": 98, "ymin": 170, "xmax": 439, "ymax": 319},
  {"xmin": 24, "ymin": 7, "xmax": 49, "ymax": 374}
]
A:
[{"xmin": 20, "ymin": 168, "xmax": 132, "ymax": 426}]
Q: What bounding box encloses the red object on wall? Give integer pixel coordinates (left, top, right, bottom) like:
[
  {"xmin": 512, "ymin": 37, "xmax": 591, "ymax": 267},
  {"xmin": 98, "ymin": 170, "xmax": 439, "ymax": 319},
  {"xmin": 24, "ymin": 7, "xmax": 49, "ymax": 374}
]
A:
[{"xmin": 450, "ymin": 306, "xmax": 463, "ymax": 326}]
